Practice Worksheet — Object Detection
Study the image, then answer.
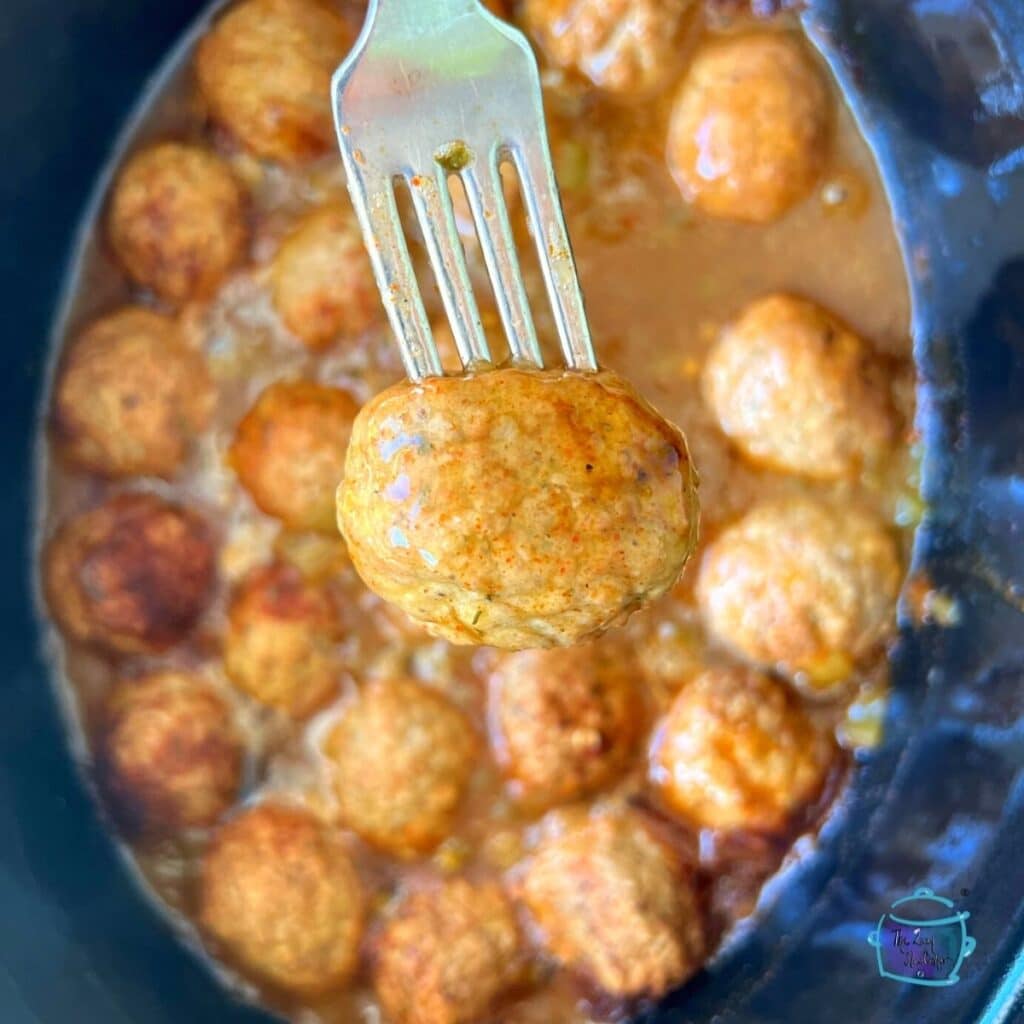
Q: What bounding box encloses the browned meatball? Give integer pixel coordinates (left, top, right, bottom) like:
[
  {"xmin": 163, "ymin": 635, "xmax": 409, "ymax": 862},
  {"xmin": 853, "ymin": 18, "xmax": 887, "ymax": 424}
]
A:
[
  {"xmin": 519, "ymin": 811, "xmax": 704, "ymax": 998},
  {"xmin": 668, "ymin": 33, "xmax": 829, "ymax": 223},
  {"xmin": 270, "ymin": 203, "xmax": 378, "ymax": 350},
  {"xmin": 697, "ymin": 497, "xmax": 902, "ymax": 688},
  {"xmin": 374, "ymin": 879, "xmax": 524, "ymax": 1024},
  {"xmin": 51, "ymin": 307, "xmax": 213, "ymax": 479},
  {"xmin": 325, "ymin": 678, "xmax": 476, "ymax": 858},
  {"xmin": 196, "ymin": 0, "xmax": 353, "ymax": 165},
  {"xmin": 524, "ymin": 0, "xmax": 695, "ymax": 100},
  {"xmin": 98, "ymin": 671, "xmax": 241, "ymax": 834},
  {"xmin": 488, "ymin": 643, "xmax": 643, "ymax": 805},
  {"xmin": 229, "ymin": 379, "xmax": 359, "ymax": 534},
  {"xmin": 651, "ymin": 667, "xmax": 835, "ymax": 831},
  {"xmin": 223, "ymin": 561, "xmax": 341, "ymax": 717},
  {"xmin": 108, "ymin": 143, "xmax": 247, "ymax": 303},
  {"xmin": 43, "ymin": 493, "xmax": 215, "ymax": 654},
  {"xmin": 199, "ymin": 803, "xmax": 364, "ymax": 993},
  {"xmin": 703, "ymin": 295, "xmax": 895, "ymax": 479},
  {"xmin": 338, "ymin": 368, "xmax": 699, "ymax": 649}
]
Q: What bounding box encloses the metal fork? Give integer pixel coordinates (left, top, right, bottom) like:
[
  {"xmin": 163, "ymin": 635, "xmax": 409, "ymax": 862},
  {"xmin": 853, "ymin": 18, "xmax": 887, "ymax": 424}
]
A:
[{"xmin": 331, "ymin": 0, "xmax": 596, "ymax": 380}]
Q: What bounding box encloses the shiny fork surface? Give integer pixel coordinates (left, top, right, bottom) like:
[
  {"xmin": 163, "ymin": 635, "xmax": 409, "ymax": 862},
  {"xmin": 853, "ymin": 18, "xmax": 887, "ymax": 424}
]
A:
[{"xmin": 331, "ymin": 0, "xmax": 596, "ymax": 380}]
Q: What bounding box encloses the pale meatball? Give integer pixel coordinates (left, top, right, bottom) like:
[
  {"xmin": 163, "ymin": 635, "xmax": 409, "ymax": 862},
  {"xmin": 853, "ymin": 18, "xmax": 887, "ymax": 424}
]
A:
[
  {"xmin": 98, "ymin": 671, "xmax": 241, "ymax": 834},
  {"xmin": 697, "ymin": 497, "xmax": 902, "ymax": 687},
  {"xmin": 199, "ymin": 803, "xmax": 364, "ymax": 993},
  {"xmin": 651, "ymin": 667, "xmax": 835, "ymax": 832},
  {"xmin": 519, "ymin": 811, "xmax": 704, "ymax": 998},
  {"xmin": 338, "ymin": 368, "xmax": 699, "ymax": 649},
  {"xmin": 43, "ymin": 493, "xmax": 215, "ymax": 654},
  {"xmin": 325, "ymin": 678, "xmax": 476, "ymax": 858},
  {"xmin": 224, "ymin": 561, "xmax": 341, "ymax": 717},
  {"xmin": 108, "ymin": 143, "xmax": 248, "ymax": 303},
  {"xmin": 703, "ymin": 295, "xmax": 895, "ymax": 479},
  {"xmin": 524, "ymin": 0, "xmax": 694, "ymax": 100},
  {"xmin": 488, "ymin": 643, "xmax": 643, "ymax": 805},
  {"xmin": 230, "ymin": 379, "xmax": 359, "ymax": 533},
  {"xmin": 51, "ymin": 307, "xmax": 213, "ymax": 479},
  {"xmin": 271, "ymin": 203, "xmax": 378, "ymax": 350},
  {"xmin": 374, "ymin": 879, "xmax": 524, "ymax": 1024},
  {"xmin": 668, "ymin": 33, "xmax": 829, "ymax": 223},
  {"xmin": 196, "ymin": 0, "xmax": 353, "ymax": 164}
]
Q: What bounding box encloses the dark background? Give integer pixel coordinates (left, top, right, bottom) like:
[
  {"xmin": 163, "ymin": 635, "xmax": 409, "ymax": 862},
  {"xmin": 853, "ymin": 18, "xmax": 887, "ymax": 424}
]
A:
[{"xmin": 2, "ymin": 1, "xmax": 1024, "ymax": 1022}]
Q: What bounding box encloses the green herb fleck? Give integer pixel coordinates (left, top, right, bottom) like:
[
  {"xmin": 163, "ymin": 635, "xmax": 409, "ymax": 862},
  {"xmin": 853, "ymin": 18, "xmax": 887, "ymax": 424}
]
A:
[{"xmin": 435, "ymin": 140, "xmax": 474, "ymax": 173}]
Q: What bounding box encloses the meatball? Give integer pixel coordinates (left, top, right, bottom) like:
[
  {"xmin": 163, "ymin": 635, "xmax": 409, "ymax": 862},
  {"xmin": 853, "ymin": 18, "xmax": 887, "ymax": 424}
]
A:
[
  {"xmin": 697, "ymin": 497, "xmax": 901, "ymax": 687},
  {"xmin": 108, "ymin": 143, "xmax": 248, "ymax": 303},
  {"xmin": 651, "ymin": 667, "xmax": 835, "ymax": 832},
  {"xmin": 43, "ymin": 493, "xmax": 215, "ymax": 654},
  {"xmin": 488, "ymin": 644, "xmax": 643, "ymax": 805},
  {"xmin": 519, "ymin": 811, "xmax": 704, "ymax": 998},
  {"xmin": 230, "ymin": 379, "xmax": 359, "ymax": 533},
  {"xmin": 374, "ymin": 879, "xmax": 524, "ymax": 1024},
  {"xmin": 98, "ymin": 671, "xmax": 241, "ymax": 834},
  {"xmin": 325, "ymin": 678, "xmax": 476, "ymax": 858},
  {"xmin": 703, "ymin": 295, "xmax": 895, "ymax": 479},
  {"xmin": 338, "ymin": 368, "xmax": 699, "ymax": 649},
  {"xmin": 524, "ymin": 0, "xmax": 694, "ymax": 100},
  {"xmin": 51, "ymin": 307, "xmax": 213, "ymax": 479},
  {"xmin": 270, "ymin": 203, "xmax": 378, "ymax": 350},
  {"xmin": 196, "ymin": 0, "xmax": 353, "ymax": 165},
  {"xmin": 223, "ymin": 561, "xmax": 341, "ymax": 717},
  {"xmin": 667, "ymin": 33, "xmax": 829, "ymax": 223},
  {"xmin": 199, "ymin": 803, "xmax": 364, "ymax": 993}
]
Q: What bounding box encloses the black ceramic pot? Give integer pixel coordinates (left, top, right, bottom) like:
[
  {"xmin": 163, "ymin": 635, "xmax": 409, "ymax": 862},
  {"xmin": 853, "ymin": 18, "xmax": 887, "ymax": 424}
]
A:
[{"xmin": 2, "ymin": 1, "xmax": 1023, "ymax": 1022}]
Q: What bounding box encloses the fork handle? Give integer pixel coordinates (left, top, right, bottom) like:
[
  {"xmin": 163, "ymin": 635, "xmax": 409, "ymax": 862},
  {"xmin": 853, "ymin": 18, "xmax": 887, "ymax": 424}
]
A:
[{"xmin": 370, "ymin": 0, "xmax": 484, "ymax": 28}]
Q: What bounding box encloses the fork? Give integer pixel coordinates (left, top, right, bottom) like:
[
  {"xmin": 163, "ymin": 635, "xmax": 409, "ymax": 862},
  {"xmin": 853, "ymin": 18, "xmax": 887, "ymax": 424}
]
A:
[{"xmin": 331, "ymin": 0, "xmax": 597, "ymax": 380}]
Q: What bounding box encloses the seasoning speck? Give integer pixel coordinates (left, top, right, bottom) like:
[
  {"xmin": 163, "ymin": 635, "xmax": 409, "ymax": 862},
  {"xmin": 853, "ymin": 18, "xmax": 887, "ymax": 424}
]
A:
[{"xmin": 435, "ymin": 140, "xmax": 474, "ymax": 173}]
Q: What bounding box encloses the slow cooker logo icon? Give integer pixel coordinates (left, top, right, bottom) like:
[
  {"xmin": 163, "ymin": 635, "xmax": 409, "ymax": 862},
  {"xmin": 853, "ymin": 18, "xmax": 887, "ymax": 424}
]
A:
[{"xmin": 868, "ymin": 887, "xmax": 976, "ymax": 986}]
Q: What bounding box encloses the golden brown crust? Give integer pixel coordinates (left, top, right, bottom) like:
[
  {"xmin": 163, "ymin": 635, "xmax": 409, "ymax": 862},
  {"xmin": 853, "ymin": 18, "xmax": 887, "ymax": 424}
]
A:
[
  {"xmin": 373, "ymin": 879, "xmax": 524, "ymax": 1024},
  {"xmin": 270, "ymin": 203, "xmax": 378, "ymax": 350},
  {"xmin": 668, "ymin": 33, "xmax": 829, "ymax": 223},
  {"xmin": 488, "ymin": 643, "xmax": 643, "ymax": 805},
  {"xmin": 223, "ymin": 561, "xmax": 341, "ymax": 717},
  {"xmin": 696, "ymin": 497, "xmax": 901, "ymax": 686},
  {"xmin": 230, "ymin": 379, "xmax": 359, "ymax": 533},
  {"xmin": 519, "ymin": 811, "xmax": 704, "ymax": 998},
  {"xmin": 108, "ymin": 143, "xmax": 247, "ymax": 303},
  {"xmin": 524, "ymin": 0, "xmax": 695, "ymax": 99},
  {"xmin": 325, "ymin": 678, "xmax": 476, "ymax": 858},
  {"xmin": 703, "ymin": 294, "xmax": 895, "ymax": 479},
  {"xmin": 651, "ymin": 666, "xmax": 835, "ymax": 831},
  {"xmin": 44, "ymin": 493, "xmax": 215, "ymax": 654},
  {"xmin": 51, "ymin": 307, "xmax": 213, "ymax": 479},
  {"xmin": 199, "ymin": 803, "xmax": 364, "ymax": 994},
  {"xmin": 98, "ymin": 671, "xmax": 241, "ymax": 834},
  {"xmin": 338, "ymin": 368, "xmax": 699, "ymax": 649},
  {"xmin": 196, "ymin": 0, "xmax": 353, "ymax": 165}
]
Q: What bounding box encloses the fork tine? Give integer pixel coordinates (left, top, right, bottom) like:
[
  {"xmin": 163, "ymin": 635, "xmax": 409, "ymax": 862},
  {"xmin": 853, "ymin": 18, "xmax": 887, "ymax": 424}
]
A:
[
  {"xmin": 512, "ymin": 141, "xmax": 598, "ymax": 371},
  {"xmin": 407, "ymin": 167, "xmax": 491, "ymax": 369},
  {"xmin": 461, "ymin": 152, "xmax": 543, "ymax": 368},
  {"xmin": 348, "ymin": 172, "xmax": 441, "ymax": 380}
]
